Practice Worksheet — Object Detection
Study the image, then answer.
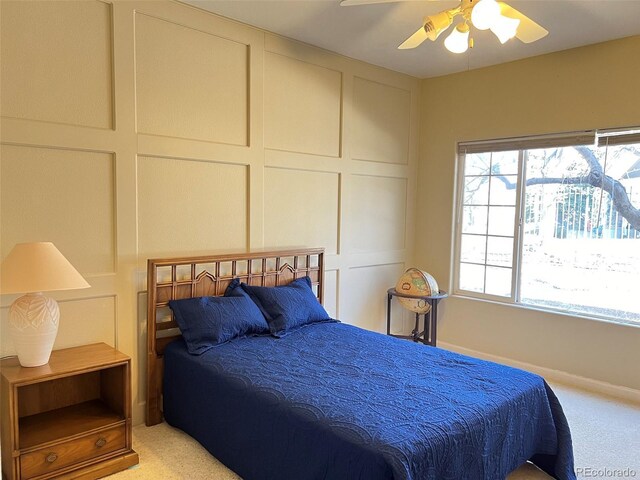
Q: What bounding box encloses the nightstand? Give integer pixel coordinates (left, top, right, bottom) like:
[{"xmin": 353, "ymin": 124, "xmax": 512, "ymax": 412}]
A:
[{"xmin": 1, "ymin": 343, "xmax": 139, "ymax": 480}]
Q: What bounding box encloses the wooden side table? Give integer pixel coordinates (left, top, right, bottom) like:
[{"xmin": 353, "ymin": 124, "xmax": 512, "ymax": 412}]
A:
[
  {"xmin": 1, "ymin": 343, "xmax": 139, "ymax": 480},
  {"xmin": 386, "ymin": 288, "xmax": 448, "ymax": 346}
]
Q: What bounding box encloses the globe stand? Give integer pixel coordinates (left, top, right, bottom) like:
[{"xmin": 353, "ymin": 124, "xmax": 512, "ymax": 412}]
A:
[
  {"xmin": 409, "ymin": 312, "xmax": 422, "ymax": 343},
  {"xmin": 386, "ymin": 288, "xmax": 448, "ymax": 346}
]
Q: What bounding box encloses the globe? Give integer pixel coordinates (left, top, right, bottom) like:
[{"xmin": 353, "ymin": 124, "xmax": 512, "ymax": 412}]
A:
[{"xmin": 395, "ymin": 268, "xmax": 439, "ymax": 314}]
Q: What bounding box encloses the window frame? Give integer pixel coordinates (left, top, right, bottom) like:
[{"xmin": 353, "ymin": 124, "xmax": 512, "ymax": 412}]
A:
[
  {"xmin": 452, "ymin": 128, "xmax": 640, "ymax": 324},
  {"xmin": 453, "ymin": 150, "xmax": 526, "ymax": 303}
]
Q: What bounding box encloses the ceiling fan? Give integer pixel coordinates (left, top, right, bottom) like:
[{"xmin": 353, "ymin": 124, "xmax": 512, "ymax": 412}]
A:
[{"xmin": 340, "ymin": 0, "xmax": 548, "ymax": 54}]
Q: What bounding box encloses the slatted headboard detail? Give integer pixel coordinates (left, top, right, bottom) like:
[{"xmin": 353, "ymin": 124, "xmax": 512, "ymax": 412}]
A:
[{"xmin": 146, "ymin": 248, "xmax": 325, "ymax": 426}]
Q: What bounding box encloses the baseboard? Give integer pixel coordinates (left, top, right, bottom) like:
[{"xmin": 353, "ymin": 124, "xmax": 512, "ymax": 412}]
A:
[{"xmin": 438, "ymin": 341, "xmax": 640, "ymax": 405}]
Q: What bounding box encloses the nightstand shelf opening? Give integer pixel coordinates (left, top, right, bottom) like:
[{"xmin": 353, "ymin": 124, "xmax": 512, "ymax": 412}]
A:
[{"xmin": 16, "ymin": 364, "xmax": 127, "ymax": 450}]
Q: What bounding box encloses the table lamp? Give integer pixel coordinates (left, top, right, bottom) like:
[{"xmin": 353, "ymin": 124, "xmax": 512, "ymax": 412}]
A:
[{"xmin": 1, "ymin": 242, "xmax": 90, "ymax": 367}]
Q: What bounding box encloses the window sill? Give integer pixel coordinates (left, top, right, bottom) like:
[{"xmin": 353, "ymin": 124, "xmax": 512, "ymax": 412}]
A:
[{"xmin": 450, "ymin": 292, "xmax": 640, "ymax": 329}]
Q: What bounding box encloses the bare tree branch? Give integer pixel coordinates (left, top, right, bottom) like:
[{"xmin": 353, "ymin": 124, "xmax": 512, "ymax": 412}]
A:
[
  {"xmin": 574, "ymin": 147, "xmax": 640, "ymax": 231},
  {"xmin": 497, "ymin": 176, "xmax": 590, "ymax": 189},
  {"xmin": 493, "ymin": 146, "xmax": 640, "ymax": 230}
]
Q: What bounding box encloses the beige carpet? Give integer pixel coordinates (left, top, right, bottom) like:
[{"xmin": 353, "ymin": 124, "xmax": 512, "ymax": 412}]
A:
[{"xmin": 108, "ymin": 383, "xmax": 640, "ymax": 479}]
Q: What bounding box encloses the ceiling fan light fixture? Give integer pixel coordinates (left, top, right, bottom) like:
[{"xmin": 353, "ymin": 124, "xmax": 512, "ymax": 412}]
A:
[
  {"xmin": 424, "ymin": 10, "xmax": 454, "ymax": 41},
  {"xmin": 470, "ymin": 0, "xmax": 501, "ymax": 30},
  {"xmin": 444, "ymin": 22, "xmax": 470, "ymax": 54},
  {"xmin": 392, "ymin": 0, "xmax": 546, "ymax": 53},
  {"xmin": 490, "ymin": 14, "xmax": 520, "ymax": 43}
]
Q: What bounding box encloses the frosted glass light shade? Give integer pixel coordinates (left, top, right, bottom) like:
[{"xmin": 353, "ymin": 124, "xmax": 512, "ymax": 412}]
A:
[
  {"xmin": 490, "ymin": 14, "xmax": 520, "ymax": 43},
  {"xmin": 471, "ymin": 0, "xmax": 501, "ymax": 30},
  {"xmin": 444, "ymin": 23, "xmax": 470, "ymax": 54},
  {"xmin": 1, "ymin": 242, "xmax": 90, "ymax": 294},
  {"xmin": 425, "ymin": 11, "xmax": 454, "ymax": 40}
]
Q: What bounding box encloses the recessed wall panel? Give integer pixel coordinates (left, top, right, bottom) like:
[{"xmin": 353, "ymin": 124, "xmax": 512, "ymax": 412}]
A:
[
  {"xmin": 343, "ymin": 263, "xmax": 405, "ymax": 332},
  {"xmin": 352, "ymin": 77, "xmax": 411, "ymax": 164},
  {"xmin": 0, "ymin": 0, "xmax": 113, "ymax": 128},
  {"xmin": 56, "ymin": 297, "xmax": 116, "ymax": 350},
  {"xmin": 350, "ymin": 175, "xmax": 407, "ymax": 252},
  {"xmin": 264, "ymin": 52, "xmax": 342, "ymax": 157},
  {"xmin": 137, "ymin": 156, "xmax": 247, "ymax": 257},
  {"xmin": 323, "ymin": 270, "xmax": 339, "ymax": 319},
  {"xmin": 0, "ymin": 144, "xmax": 115, "ymax": 275},
  {"xmin": 135, "ymin": 13, "xmax": 248, "ymax": 145},
  {"xmin": 264, "ymin": 168, "xmax": 339, "ymax": 254}
]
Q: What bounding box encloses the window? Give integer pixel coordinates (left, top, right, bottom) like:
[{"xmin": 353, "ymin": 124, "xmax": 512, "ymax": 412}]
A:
[{"xmin": 454, "ymin": 129, "xmax": 640, "ymax": 325}]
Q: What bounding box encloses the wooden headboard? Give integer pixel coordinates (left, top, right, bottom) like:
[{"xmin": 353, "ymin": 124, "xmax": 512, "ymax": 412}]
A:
[{"xmin": 146, "ymin": 247, "xmax": 325, "ymax": 426}]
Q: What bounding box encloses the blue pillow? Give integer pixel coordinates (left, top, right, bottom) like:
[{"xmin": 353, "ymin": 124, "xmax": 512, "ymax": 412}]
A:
[
  {"xmin": 239, "ymin": 276, "xmax": 334, "ymax": 337},
  {"xmin": 169, "ymin": 293, "xmax": 269, "ymax": 355},
  {"xmin": 225, "ymin": 277, "xmax": 248, "ymax": 298}
]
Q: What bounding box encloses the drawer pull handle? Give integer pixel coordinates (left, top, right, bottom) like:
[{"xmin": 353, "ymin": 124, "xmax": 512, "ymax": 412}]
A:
[
  {"xmin": 95, "ymin": 437, "xmax": 107, "ymax": 448},
  {"xmin": 46, "ymin": 453, "xmax": 58, "ymax": 463}
]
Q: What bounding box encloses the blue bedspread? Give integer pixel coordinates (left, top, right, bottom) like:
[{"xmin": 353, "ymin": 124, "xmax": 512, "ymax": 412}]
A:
[{"xmin": 163, "ymin": 322, "xmax": 575, "ymax": 480}]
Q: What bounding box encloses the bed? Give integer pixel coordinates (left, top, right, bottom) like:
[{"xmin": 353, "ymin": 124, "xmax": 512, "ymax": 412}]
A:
[{"xmin": 146, "ymin": 248, "xmax": 576, "ymax": 480}]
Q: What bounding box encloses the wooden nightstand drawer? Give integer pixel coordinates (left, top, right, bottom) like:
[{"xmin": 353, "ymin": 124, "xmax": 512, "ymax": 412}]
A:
[
  {"xmin": 1, "ymin": 344, "xmax": 138, "ymax": 480},
  {"xmin": 20, "ymin": 424, "xmax": 126, "ymax": 479}
]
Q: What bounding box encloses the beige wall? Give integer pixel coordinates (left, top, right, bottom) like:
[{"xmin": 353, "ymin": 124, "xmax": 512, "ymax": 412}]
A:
[
  {"xmin": 0, "ymin": 0, "xmax": 419, "ymax": 423},
  {"xmin": 417, "ymin": 36, "xmax": 640, "ymax": 391}
]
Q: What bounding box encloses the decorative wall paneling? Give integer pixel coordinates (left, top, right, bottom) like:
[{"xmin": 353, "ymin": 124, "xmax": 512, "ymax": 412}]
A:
[
  {"xmin": 0, "ymin": 0, "xmax": 114, "ymax": 129},
  {"xmin": 135, "ymin": 12, "xmax": 249, "ymax": 145},
  {"xmin": 0, "ymin": 0, "xmax": 419, "ymax": 424}
]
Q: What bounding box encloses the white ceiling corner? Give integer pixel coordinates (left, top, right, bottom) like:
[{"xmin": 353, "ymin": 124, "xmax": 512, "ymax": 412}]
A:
[{"xmin": 182, "ymin": 0, "xmax": 640, "ymax": 78}]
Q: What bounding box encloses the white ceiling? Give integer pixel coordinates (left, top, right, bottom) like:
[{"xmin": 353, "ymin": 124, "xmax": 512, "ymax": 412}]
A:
[{"xmin": 182, "ymin": 0, "xmax": 640, "ymax": 78}]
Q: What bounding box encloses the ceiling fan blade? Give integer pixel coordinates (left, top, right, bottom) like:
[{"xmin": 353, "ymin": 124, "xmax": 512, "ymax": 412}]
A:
[
  {"xmin": 398, "ymin": 25, "xmax": 428, "ymax": 50},
  {"xmin": 340, "ymin": 0, "xmax": 405, "ymax": 6},
  {"xmin": 498, "ymin": 2, "xmax": 548, "ymax": 43}
]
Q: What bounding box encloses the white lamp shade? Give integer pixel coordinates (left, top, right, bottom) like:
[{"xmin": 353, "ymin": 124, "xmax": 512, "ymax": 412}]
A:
[
  {"xmin": 471, "ymin": 0, "xmax": 501, "ymax": 30},
  {"xmin": 1, "ymin": 242, "xmax": 90, "ymax": 294},
  {"xmin": 444, "ymin": 24, "xmax": 470, "ymax": 54},
  {"xmin": 490, "ymin": 14, "xmax": 520, "ymax": 43}
]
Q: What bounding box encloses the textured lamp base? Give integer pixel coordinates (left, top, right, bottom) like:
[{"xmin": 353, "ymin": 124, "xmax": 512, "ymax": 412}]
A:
[{"xmin": 8, "ymin": 293, "xmax": 60, "ymax": 367}]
